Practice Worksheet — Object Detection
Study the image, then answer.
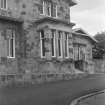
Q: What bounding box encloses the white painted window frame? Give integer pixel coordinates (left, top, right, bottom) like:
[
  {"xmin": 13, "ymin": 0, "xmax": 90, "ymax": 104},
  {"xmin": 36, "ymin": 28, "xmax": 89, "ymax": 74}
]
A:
[
  {"xmin": 40, "ymin": 1, "xmax": 45, "ymax": 15},
  {"xmin": 64, "ymin": 32, "xmax": 69, "ymax": 58},
  {"xmin": 40, "ymin": 1, "xmax": 57, "ymax": 18},
  {"xmin": 52, "ymin": 4, "xmax": 58, "ymax": 18},
  {"xmin": 58, "ymin": 31, "xmax": 63, "ymax": 58},
  {"xmin": 0, "ymin": 0, "xmax": 7, "ymax": 10},
  {"xmin": 55, "ymin": 5, "xmax": 58, "ymax": 18},
  {"xmin": 40, "ymin": 31, "xmax": 46, "ymax": 58},
  {"xmin": 51, "ymin": 30, "xmax": 56, "ymax": 57},
  {"xmin": 45, "ymin": 1, "xmax": 51, "ymax": 17},
  {"xmin": 7, "ymin": 30, "xmax": 15, "ymax": 58}
]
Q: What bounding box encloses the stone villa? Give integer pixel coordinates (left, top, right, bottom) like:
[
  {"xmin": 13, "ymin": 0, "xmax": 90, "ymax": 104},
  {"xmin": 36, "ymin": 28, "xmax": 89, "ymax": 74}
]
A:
[{"xmin": 0, "ymin": 0, "xmax": 96, "ymax": 75}]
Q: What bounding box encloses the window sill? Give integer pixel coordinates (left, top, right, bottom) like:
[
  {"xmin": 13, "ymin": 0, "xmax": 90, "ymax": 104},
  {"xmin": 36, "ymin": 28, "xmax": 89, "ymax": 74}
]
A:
[
  {"xmin": 40, "ymin": 14, "xmax": 58, "ymax": 19},
  {"xmin": 7, "ymin": 57, "xmax": 15, "ymax": 59},
  {"xmin": 0, "ymin": 8, "xmax": 8, "ymax": 11}
]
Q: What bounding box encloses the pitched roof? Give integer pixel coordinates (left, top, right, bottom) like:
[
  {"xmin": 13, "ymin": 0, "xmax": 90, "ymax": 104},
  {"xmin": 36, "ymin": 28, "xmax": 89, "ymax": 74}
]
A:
[
  {"xmin": 72, "ymin": 28, "xmax": 97, "ymax": 43},
  {"xmin": 66, "ymin": 0, "xmax": 77, "ymax": 6}
]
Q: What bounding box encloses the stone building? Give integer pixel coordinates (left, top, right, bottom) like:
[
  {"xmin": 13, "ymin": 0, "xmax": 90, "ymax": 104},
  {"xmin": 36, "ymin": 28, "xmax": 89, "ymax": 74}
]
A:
[
  {"xmin": 0, "ymin": 0, "xmax": 96, "ymax": 75},
  {"xmin": 72, "ymin": 28, "xmax": 96, "ymax": 73}
]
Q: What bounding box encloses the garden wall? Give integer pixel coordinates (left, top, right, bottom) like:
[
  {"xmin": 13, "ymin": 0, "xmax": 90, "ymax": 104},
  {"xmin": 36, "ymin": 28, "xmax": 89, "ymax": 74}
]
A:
[{"xmin": 0, "ymin": 73, "xmax": 88, "ymax": 87}]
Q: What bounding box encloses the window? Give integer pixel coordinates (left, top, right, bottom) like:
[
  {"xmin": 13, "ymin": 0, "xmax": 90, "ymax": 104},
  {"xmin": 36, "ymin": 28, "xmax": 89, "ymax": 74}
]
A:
[
  {"xmin": 7, "ymin": 29, "xmax": 15, "ymax": 58},
  {"xmin": 39, "ymin": 1, "xmax": 44, "ymax": 15},
  {"xmin": 0, "ymin": 0, "xmax": 7, "ymax": 9},
  {"xmin": 40, "ymin": 30, "xmax": 45, "ymax": 58},
  {"xmin": 51, "ymin": 30, "xmax": 56, "ymax": 57},
  {"xmin": 64, "ymin": 32, "xmax": 69, "ymax": 58},
  {"xmin": 51, "ymin": 3, "xmax": 57, "ymax": 17},
  {"xmin": 45, "ymin": 1, "xmax": 51, "ymax": 16},
  {"xmin": 40, "ymin": 1, "xmax": 57, "ymax": 18},
  {"xmin": 58, "ymin": 31, "xmax": 62, "ymax": 57}
]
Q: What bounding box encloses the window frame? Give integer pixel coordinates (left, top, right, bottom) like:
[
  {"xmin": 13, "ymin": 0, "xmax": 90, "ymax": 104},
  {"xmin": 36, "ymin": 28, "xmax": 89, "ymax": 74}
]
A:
[
  {"xmin": 45, "ymin": 1, "xmax": 51, "ymax": 17},
  {"xmin": 51, "ymin": 30, "xmax": 56, "ymax": 57},
  {"xmin": 40, "ymin": 30, "xmax": 46, "ymax": 58},
  {"xmin": 64, "ymin": 32, "xmax": 69, "ymax": 58},
  {"xmin": 7, "ymin": 30, "xmax": 15, "ymax": 58},
  {"xmin": 40, "ymin": 1, "xmax": 57, "ymax": 18},
  {"xmin": 0, "ymin": 0, "xmax": 7, "ymax": 10},
  {"xmin": 58, "ymin": 31, "xmax": 63, "ymax": 58}
]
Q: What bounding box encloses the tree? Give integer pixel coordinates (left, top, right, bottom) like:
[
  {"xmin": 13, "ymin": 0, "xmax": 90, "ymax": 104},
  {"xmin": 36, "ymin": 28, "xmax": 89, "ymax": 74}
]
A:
[
  {"xmin": 94, "ymin": 31, "xmax": 105, "ymax": 42},
  {"xmin": 93, "ymin": 31, "xmax": 105, "ymax": 59}
]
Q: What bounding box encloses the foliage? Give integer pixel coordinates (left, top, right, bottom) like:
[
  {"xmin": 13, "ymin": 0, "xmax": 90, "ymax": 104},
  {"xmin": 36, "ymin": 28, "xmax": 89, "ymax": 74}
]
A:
[
  {"xmin": 93, "ymin": 31, "xmax": 105, "ymax": 59},
  {"xmin": 94, "ymin": 31, "xmax": 105, "ymax": 42},
  {"xmin": 93, "ymin": 44, "xmax": 105, "ymax": 59}
]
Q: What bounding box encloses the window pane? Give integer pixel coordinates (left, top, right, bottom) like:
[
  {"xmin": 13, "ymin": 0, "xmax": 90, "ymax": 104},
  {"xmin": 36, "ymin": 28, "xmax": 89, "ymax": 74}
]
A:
[
  {"xmin": 58, "ymin": 39, "xmax": 61, "ymax": 56},
  {"xmin": 41, "ymin": 30, "xmax": 45, "ymax": 57},
  {"xmin": 65, "ymin": 40, "xmax": 67, "ymax": 57},
  {"xmin": 51, "ymin": 3, "xmax": 57, "ymax": 17},
  {"xmin": 45, "ymin": 1, "xmax": 51, "ymax": 16},
  {"xmin": 1, "ymin": 0, "xmax": 3, "ymax": 8},
  {"xmin": 10, "ymin": 38, "xmax": 14, "ymax": 57},
  {"xmin": 0, "ymin": 0, "xmax": 6, "ymax": 9},
  {"xmin": 51, "ymin": 30, "xmax": 55, "ymax": 56},
  {"xmin": 58, "ymin": 32, "xmax": 62, "ymax": 57},
  {"xmin": 51, "ymin": 37, "xmax": 54, "ymax": 56},
  {"xmin": 39, "ymin": 1, "xmax": 44, "ymax": 14},
  {"xmin": 65, "ymin": 33, "xmax": 68, "ymax": 57}
]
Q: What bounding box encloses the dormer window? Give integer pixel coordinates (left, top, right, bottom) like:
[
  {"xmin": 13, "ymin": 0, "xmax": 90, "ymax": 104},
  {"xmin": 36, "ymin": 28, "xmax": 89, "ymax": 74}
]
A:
[
  {"xmin": 40, "ymin": 1, "xmax": 57, "ymax": 18},
  {"xmin": 0, "ymin": 0, "xmax": 7, "ymax": 9}
]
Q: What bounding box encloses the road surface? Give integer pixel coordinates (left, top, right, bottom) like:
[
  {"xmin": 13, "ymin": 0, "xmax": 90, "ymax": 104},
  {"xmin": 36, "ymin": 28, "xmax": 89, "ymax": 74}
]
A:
[{"xmin": 0, "ymin": 74, "xmax": 105, "ymax": 105}]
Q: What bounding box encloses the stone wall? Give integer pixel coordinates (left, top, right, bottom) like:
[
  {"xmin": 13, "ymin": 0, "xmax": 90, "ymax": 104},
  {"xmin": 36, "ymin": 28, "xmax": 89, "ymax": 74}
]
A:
[
  {"xmin": 0, "ymin": 73, "xmax": 88, "ymax": 87},
  {"xmin": 0, "ymin": 0, "xmax": 94, "ymax": 75},
  {"xmin": 0, "ymin": 19, "xmax": 23, "ymax": 74},
  {"xmin": 7, "ymin": 0, "xmax": 70, "ymax": 23},
  {"xmin": 93, "ymin": 59, "xmax": 105, "ymax": 73},
  {"xmin": 73, "ymin": 34, "xmax": 94, "ymax": 73},
  {"xmin": 0, "ymin": 0, "xmax": 73, "ymax": 74}
]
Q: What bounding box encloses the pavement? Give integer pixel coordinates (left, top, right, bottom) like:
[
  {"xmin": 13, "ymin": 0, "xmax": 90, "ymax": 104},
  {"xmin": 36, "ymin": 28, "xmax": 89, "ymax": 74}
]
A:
[
  {"xmin": 78, "ymin": 91, "xmax": 105, "ymax": 105},
  {"xmin": 0, "ymin": 74, "xmax": 105, "ymax": 105},
  {"xmin": 70, "ymin": 90, "xmax": 105, "ymax": 105}
]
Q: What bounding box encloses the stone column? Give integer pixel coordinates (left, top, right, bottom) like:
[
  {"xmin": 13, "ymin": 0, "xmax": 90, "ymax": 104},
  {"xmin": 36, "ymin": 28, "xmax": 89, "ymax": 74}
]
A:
[
  {"xmin": 44, "ymin": 28, "xmax": 52, "ymax": 60},
  {"xmin": 68, "ymin": 33, "xmax": 73, "ymax": 59}
]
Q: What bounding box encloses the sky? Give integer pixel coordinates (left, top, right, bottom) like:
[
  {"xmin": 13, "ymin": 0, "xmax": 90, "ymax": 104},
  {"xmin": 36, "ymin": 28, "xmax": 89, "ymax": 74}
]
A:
[{"xmin": 70, "ymin": 0, "xmax": 105, "ymax": 36}]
